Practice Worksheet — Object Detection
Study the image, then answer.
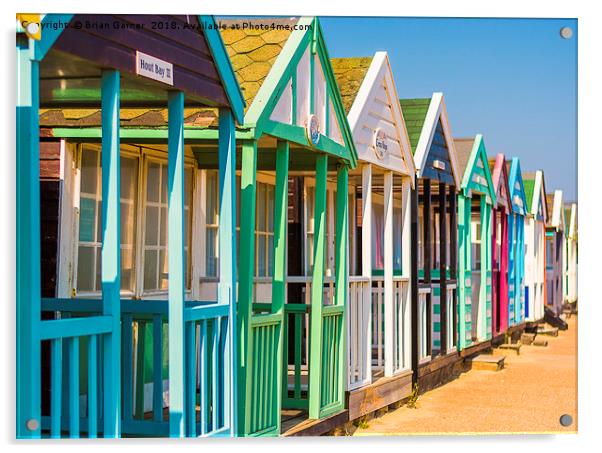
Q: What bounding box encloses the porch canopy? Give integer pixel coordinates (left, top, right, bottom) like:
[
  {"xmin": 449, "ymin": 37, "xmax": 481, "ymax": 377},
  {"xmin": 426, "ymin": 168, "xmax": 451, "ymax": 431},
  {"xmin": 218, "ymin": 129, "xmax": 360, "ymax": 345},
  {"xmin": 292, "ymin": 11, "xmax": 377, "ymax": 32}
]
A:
[
  {"xmin": 17, "ymin": 13, "xmax": 244, "ymax": 439},
  {"xmin": 453, "ymin": 135, "xmax": 497, "ymax": 349},
  {"xmin": 331, "ymin": 52, "xmax": 415, "ymax": 397}
]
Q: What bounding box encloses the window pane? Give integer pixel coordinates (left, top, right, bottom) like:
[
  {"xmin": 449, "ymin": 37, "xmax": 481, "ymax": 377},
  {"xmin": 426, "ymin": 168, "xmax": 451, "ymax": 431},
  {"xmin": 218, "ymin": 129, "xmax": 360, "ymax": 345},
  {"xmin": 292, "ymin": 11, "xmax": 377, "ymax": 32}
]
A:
[
  {"xmin": 267, "ymin": 185, "xmax": 274, "ymax": 231},
  {"xmin": 121, "ymin": 247, "xmax": 135, "ymax": 292},
  {"xmin": 96, "ymin": 200, "xmax": 103, "ymax": 242},
  {"xmin": 121, "ymin": 156, "xmax": 138, "ymax": 201},
  {"xmin": 161, "ymin": 165, "xmax": 168, "ymax": 204},
  {"xmin": 184, "ymin": 168, "xmax": 193, "ymax": 207},
  {"xmin": 95, "ymin": 248, "xmax": 102, "ymax": 292},
  {"xmin": 79, "ymin": 197, "xmax": 96, "ymax": 242},
  {"xmin": 206, "ymin": 227, "xmax": 217, "ymax": 277},
  {"xmin": 160, "ymin": 207, "xmax": 167, "ymax": 247},
  {"xmin": 121, "ymin": 201, "xmax": 136, "ymax": 246},
  {"xmin": 257, "ymin": 234, "xmax": 266, "ymax": 276},
  {"xmin": 159, "ymin": 249, "xmax": 168, "ymax": 290},
  {"xmin": 76, "ymin": 246, "xmax": 95, "ymax": 292},
  {"xmin": 207, "ymin": 171, "xmax": 217, "ymax": 225},
  {"xmin": 268, "ymin": 235, "xmax": 274, "ymax": 277},
  {"xmin": 147, "ymin": 162, "xmax": 160, "ymax": 203},
  {"xmin": 80, "ymin": 147, "xmax": 98, "ymax": 194},
  {"xmin": 145, "ymin": 206, "xmax": 159, "ymax": 246},
  {"xmin": 257, "ymin": 183, "xmax": 266, "ymax": 231},
  {"xmin": 144, "ymin": 249, "xmax": 158, "ymax": 290}
]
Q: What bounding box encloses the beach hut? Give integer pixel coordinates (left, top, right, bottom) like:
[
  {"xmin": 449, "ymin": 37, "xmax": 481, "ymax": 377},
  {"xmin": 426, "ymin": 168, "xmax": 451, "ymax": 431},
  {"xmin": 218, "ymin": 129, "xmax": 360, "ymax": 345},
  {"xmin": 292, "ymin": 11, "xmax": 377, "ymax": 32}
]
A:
[
  {"xmin": 488, "ymin": 154, "xmax": 510, "ymax": 341},
  {"xmin": 17, "ymin": 14, "xmax": 244, "ymax": 438},
  {"xmin": 400, "ymin": 94, "xmax": 461, "ymax": 391},
  {"xmin": 523, "ymin": 170, "xmax": 548, "ymax": 324},
  {"xmin": 331, "ymin": 53, "xmax": 416, "ymax": 420},
  {"xmin": 453, "ymin": 136, "xmax": 496, "ymax": 352},
  {"xmin": 215, "ymin": 17, "xmax": 357, "ymax": 436},
  {"xmin": 565, "ymin": 203, "xmax": 578, "ymax": 307},
  {"xmin": 507, "ymin": 158, "xmax": 528, "ymax": 329},
  {"xmin": 545, "ymin": 190, "xmax": 566, "ymax": 316}
]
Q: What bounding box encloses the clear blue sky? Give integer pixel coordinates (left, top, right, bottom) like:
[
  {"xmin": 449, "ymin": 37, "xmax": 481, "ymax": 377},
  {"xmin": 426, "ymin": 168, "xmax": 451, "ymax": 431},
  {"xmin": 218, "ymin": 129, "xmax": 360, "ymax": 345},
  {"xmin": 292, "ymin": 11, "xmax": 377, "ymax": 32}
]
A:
[{"xmin": 321, "ymin": 17, "xmax": 577, "ymax": 201}]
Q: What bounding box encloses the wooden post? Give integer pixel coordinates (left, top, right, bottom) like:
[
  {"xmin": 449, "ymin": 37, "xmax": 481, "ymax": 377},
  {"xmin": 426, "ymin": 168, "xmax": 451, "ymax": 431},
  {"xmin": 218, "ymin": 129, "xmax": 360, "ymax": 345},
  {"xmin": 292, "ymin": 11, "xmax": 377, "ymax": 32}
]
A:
[
  {"xmin": 479, "ymin": 197, "xmax": 488, "ymax": 340},
  {"xmin": 410, "ymin": 183, "xmax": 419, "ymax": 383},
  {"xmin": 439, "ymin": 182, "xmax": 447, "ymax": 355},
  {"xmin": 218, "ymin": 108, "xmax": 237, "ymax": 433},
  {"xmin": 335, "ymin": 164, "xmax": 349, "ymax": 402},
  {"xmin": 237, "ymin": 140, "xmax": 258, "ymax": 435},
  {"xmin": 167, "ymin": 90, "xmax": 185, "ymax": 437},
  {"xmin": 272, "ymin": 140, "xmax": 289, "ymax": 431},
  {"xmin": 449, "ymin": 186, "xmax": 457, "ymax": 347},
  {"xmin": 16, "ymin": 36, "xmax": 42, "ymax": 439},
  {"xmin": 101, "ymin": 69, "xmax": 121, "ymax": 437},
  {"xmin": 308, "ymin": 154, "xmax": 328, "ymax": 419},
  {"xmin": 401, "ymin": 177, "xmax": 412, "ymax": 369},
  {"xmin": 457, "ymin": 194, "xmax": 467, "ymax": 349},
  {"xmin": 423, "ymin": 180, "xmax": 432, "ymax": 356},
  {"xmin": 361, "ymin": 164, "xmax": 372, "ymax": 382},
  {"xmin": 384, "ymin": 171, "xmax": 394, "ymax": 376}
]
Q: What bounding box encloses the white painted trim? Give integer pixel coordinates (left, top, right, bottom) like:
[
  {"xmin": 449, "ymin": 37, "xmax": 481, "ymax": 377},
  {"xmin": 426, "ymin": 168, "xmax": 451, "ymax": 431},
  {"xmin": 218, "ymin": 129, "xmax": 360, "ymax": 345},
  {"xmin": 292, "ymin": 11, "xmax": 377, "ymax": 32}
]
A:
[
  {"xmin": 57, "ymin": 140, "xmax": 76, "ymax": 298},
  {"xmin": 383, "ymin": 171, "xmax": 394, "ymax": 377},
  {"xmin": 346, "ymin": 52, "xmax": 416, "ymax": 184}
]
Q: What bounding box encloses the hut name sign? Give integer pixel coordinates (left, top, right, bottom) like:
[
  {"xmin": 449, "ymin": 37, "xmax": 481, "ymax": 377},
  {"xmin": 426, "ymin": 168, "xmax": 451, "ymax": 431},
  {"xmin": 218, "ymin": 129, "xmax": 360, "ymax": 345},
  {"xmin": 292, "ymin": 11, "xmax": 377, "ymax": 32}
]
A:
[{"xmin": 136, "ymin": 51, "xmax": 174, "ymax": 86}]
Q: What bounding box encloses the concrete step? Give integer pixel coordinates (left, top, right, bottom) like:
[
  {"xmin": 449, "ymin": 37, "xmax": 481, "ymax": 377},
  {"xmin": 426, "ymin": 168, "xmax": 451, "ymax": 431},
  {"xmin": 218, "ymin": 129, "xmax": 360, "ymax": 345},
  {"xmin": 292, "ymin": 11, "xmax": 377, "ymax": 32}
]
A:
[
  {"xmin": 498, "ymin": 342, "xmax": 521, "ymax": 355},
  {"xmin": 521, "ymin": 333, "xmax": 536, "ymax": 345},
  {"xmin": 469, "ymin": 354, "xmax": 505, "ymax": 371}
]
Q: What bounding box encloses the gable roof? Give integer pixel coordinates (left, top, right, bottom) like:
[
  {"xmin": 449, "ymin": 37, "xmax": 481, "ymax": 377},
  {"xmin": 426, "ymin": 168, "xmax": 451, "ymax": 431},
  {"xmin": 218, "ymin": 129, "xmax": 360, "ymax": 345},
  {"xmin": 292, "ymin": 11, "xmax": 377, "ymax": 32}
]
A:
[
  {"xmin": 489, "ymin": 153, "xmax": 511, "ymax": 211},
  {"xmin": 453, "ymin": 135, "xmax": 496, "ymax": 203},
  {"xmin": 547, "ymin": 190, "xmax": 565, "ymax": 231},
  {"xmin": 219, "ymin": 18, "xmax": 296, "ymax": 111},
  {"xmin": 523, "ymin": 173, "xmax": 536, "ymax": 212},
  {"xmin": 453, "ymin": 137, "xmax": 474, "ymax": 178},
  {"xmin": 508, "ymin": 157, "xmax": 527, "ymax": 216},
  {"xmin": 398, "ymin": 98, "xmax": 430, "ymax": 153},
  {"xmin": 399, "ymin": 93, "xmax": 461, "ymax": 187},
  {"xmin": 331, "ymin": 52, "xmax": 415, "ymax": 181},
  {"xmin": 331, "ymin": 56, "xmax": 373, "ymax": 114},
  {"xmin": 220, "ymin": 17, "xmax": 358, "ymax": 168}
]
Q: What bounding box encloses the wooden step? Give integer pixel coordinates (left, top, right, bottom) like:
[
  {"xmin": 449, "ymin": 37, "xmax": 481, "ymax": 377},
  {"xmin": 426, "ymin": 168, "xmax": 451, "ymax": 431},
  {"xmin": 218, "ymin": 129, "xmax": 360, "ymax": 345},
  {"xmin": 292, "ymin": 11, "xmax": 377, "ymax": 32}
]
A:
[
  {"xmin": 469, "ymin": 354, "xmax": 505, "ymax": 371},
  {"xmin": 521, "ymin": 333, "xmax": 536, "ymax": 345},
  {"xmin": 498, "ymin": 342, "xmax": 521, "ymax": 355},
  {"xmin": 533, "ymin": 338, "xmax": 549, "ymax": 347},
  {"xmin": 537, "ymin": 326, "xmax": 559, "ymax": 337}
]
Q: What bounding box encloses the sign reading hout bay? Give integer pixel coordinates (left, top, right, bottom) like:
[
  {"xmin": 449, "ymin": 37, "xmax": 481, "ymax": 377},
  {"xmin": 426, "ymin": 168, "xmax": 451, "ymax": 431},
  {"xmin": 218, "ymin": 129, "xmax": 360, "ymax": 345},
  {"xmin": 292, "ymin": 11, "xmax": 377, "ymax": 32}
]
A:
[{"xmin": 136, "ymin": 51, "xmax": 174, "ymax": 86}]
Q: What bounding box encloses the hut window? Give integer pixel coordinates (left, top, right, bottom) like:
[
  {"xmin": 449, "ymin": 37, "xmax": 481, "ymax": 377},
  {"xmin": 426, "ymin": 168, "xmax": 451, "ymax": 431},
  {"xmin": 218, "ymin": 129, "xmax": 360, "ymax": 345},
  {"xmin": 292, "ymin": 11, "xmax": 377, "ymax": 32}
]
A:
[
  {"xmin": 142, "ymin": 160, "xmax": 193, "ymax": 293},
  {"xmin": 74, "ymin": 145, "xmax": 194, "ymax": 298},
  {"xmin": 256, "ymin": 182, "xmax": 275, "ymax": 277},
  {"xmin": 205, "ymin": 171, "xmax": 219, "ymax": 277},
  {"xmin": 76, "ymin": 145, "xmax": 139, "ymax": 294}
]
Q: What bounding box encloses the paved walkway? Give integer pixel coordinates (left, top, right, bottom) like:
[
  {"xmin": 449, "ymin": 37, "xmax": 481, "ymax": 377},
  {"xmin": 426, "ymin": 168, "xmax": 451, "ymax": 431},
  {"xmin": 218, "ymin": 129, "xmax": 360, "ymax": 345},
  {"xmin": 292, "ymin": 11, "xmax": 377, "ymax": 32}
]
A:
[{"xmin": 354, "ymin": 316, "xmax": 578, "ymax": 435}]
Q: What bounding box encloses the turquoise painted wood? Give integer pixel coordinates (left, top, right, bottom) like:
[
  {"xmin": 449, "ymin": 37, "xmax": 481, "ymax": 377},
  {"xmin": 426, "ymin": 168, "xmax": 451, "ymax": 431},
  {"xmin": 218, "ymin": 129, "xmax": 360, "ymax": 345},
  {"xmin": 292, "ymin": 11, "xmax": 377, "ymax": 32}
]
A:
[
  {"xmin": 456, "ymin": 135, "xmax": 496, "ymax": 350},
  {"xmin": 16, "ymin": 33, "xmax": 42, "ymax": 440},
  {"xmin": 167, "ymin": 90, "xmax": 186, "ymax": 437},
  {"xmin": 217, "ymin": 108, "xmax": 238, "ymax": 436},
  {"xmin": 101, "ymin": 69, "xmax": 122, "ymax": 437},
  {"xmin": 507, "ymin": 158, "xmax": 527, "ymax": 326}
]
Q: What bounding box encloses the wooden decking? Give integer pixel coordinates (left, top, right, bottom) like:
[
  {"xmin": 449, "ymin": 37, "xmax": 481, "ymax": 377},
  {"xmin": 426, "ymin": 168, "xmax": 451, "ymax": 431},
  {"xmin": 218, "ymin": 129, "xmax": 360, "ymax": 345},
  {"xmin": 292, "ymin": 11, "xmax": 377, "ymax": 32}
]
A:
[{"xmin": 346, "ymin": 370, "xmax": 413, "ymax": 420}]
